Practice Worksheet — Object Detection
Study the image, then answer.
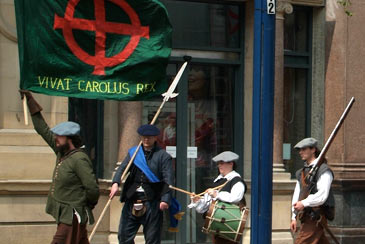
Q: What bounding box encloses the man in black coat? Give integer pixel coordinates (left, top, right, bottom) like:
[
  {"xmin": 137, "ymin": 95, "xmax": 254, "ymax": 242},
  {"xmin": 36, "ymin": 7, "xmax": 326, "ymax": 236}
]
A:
[{"xmin": 109, "ymin": 124, "xmax": 173, "ymax": 244}]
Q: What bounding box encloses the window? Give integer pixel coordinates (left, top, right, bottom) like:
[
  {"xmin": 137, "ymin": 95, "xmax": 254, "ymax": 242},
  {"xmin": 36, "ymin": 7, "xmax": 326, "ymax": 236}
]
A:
[
  {"xmin": 283, "ymin": 7, "xmax": 312, "ymax": 177},
  {"xmin": 161, "ymin": 0, "xmax": 241, "ymax": 49},
  {"xmin": 69, "ymin": 98, "xmax": 104, "ymax": 178}
]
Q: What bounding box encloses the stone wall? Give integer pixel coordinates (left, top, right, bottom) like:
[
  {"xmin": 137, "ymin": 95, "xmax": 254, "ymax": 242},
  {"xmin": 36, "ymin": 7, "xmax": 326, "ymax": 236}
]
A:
[{"xmin": 325, "ymin": 0, "xmax": 365, "ymax": 243}]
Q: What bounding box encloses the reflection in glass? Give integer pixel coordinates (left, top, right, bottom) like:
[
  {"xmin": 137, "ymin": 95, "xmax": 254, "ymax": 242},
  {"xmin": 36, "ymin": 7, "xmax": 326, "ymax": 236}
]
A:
[
  {"xmin": 284, "ymin": 8, "xmax": 310, "ymax": 52},
  {"xmin": 68, "ymin": 98, "xmax": 102, "ymax": 177},
  {"xmin": 283, "ymin": 68, "xmax": 310, "ymax": 178},
  {"xmin": 188, "ymin": 64, "xmax": 235, "ymax": 243}
]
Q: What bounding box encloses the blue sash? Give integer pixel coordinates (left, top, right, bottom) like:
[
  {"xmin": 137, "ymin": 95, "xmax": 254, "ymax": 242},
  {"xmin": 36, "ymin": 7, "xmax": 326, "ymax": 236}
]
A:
[
  {"xmin": 128, "ymin": 146, "xmax": 160, "ymax": 183},
  {"xmin": 129, "ymin": 146, "xmax": 184, "ymax": 231}
]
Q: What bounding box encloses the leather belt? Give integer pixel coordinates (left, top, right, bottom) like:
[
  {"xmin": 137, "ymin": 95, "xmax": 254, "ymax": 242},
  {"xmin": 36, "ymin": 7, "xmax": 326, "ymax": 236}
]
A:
[{"xmin": 133, "ymin": 192, "xmax": 147, "ymax": 202}]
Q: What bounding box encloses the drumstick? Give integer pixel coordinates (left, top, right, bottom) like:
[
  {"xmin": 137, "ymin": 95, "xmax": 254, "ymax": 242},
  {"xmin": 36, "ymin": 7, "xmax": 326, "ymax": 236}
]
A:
[
  {"xmin": 197, "ymin": 181, "xmax": 229, "ymax": 196},
  {"xmin": 169, "ymin": 185, "xmax": 196, "ymax": 196}
]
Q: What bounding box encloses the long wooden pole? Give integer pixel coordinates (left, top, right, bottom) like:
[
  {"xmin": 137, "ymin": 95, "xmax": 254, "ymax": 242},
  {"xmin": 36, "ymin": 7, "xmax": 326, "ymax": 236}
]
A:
[
  {"xmin": 23, "ymin": 96, "xmax": 28, "ymax": 125},
  {"xmin": 89, "ymin": 62, "xmax": 188, "ymax": 242}
]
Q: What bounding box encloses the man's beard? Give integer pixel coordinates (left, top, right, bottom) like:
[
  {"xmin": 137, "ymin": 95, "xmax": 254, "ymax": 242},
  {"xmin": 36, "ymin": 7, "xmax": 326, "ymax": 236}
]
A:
[{"xmin": 57, "ymin": 143, "xmax": 70, "ymax": 155}]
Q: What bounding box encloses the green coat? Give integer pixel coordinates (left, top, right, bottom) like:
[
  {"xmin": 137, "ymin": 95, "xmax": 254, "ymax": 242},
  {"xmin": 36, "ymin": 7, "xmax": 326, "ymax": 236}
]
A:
[{"xmin": 31, "ymin": 113, "xmax": 100, "ymax": 225}]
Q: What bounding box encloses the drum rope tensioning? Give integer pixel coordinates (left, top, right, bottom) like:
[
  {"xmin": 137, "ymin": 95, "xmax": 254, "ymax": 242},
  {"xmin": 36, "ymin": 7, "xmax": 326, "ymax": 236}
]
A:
[{"xmin": 203, "ymin": 201, "xmax": 249, "ymax": 243}]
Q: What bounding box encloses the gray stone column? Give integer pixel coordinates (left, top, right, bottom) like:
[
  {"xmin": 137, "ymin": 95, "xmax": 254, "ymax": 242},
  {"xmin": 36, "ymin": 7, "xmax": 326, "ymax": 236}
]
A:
[
  {"xmin": 270, "ymin": 3, "xmax": 296, "ymax": 244},
  {"xmin": 117, "ymin": 101, "xmax": 143, "ymax": 161},
  {"xmin": 273, "ymin": 1, "xmax": 293, "ymax": 177}
]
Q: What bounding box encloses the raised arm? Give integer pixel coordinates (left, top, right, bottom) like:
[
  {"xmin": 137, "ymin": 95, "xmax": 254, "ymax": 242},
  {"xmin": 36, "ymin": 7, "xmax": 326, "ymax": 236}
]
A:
[{"xmin": 20, "ymin": 91, "xmax": 57, "ymax": 153}]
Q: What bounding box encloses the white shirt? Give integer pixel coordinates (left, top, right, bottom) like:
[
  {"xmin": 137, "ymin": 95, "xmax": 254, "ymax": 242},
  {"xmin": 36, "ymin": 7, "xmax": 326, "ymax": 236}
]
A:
[
  {"xmin": 291, "ymin": 161, "xmax": 333, "ymax": 220},
  {"xmin": 188, "ymin": 171, "xmax": 245, "ymax": 213}
]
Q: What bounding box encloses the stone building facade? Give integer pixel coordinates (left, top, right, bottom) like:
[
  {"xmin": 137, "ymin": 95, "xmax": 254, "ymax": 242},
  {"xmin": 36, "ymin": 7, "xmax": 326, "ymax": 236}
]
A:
[{"xmin": 0, "ymin": 0, "xmax": 363, "ymax": 243}]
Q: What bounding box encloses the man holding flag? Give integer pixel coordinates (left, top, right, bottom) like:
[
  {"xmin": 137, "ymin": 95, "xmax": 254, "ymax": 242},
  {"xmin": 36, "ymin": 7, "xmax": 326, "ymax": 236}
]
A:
[
  {"xmin": 20, "ymin": 91, "xmax": 100, "ymax": 244},
  {"xmin": 109, "ymin": 124, "xmax": 174, "ymax": 244},
  {"xmin": 14, "ymin": 0, "xmax": 176, "ymax": 241}
]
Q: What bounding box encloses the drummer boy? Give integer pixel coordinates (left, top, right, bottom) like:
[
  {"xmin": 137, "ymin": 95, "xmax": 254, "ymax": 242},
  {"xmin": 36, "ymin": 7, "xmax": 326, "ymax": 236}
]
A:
[{"xmin": 188, "ymin": 151, "xmax": 246, "ymax": 244}]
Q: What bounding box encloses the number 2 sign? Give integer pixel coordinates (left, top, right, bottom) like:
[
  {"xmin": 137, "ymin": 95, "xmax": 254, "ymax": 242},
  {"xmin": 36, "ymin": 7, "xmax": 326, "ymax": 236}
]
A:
[{"xmin": 267, "ymin": 0, "xmax": 276, "ymax": 14}]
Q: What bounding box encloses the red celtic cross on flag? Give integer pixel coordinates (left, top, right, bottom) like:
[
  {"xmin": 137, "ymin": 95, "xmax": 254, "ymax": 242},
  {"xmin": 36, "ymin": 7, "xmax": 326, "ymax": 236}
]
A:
[{"xmin": 54, "ymin": 0, "xmax": 150, "ymax": 75}]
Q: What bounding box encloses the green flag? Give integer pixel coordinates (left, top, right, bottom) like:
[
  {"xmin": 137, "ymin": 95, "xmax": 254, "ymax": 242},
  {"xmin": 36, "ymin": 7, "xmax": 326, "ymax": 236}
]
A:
[{"xmin": 15, "ymin": 0, "xmax": 172, "ymax": 100}]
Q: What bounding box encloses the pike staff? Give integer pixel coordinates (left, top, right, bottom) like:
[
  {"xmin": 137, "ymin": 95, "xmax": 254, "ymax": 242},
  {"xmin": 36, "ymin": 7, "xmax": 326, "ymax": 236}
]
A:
[{"xmin": 89, "ymin": 62, "xmax": 188, "ymax": 241}]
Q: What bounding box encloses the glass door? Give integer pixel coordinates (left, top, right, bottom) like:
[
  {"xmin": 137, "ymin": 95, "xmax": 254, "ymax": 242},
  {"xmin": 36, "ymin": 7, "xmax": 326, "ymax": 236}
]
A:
[
  {"xmin": 143, "ymin": 62, "xmax": 237, "ymax": 244},
  {"xmin": 185, "ymin": 63, "xmax": 236, "ymax": 244}
]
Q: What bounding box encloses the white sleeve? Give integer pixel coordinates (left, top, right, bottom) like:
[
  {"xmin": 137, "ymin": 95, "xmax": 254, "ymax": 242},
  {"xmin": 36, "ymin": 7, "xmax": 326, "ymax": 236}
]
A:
[
  {"xmin": 187, "ymin": 193, "xmax": 212, "ymax": 214},
  {"xmin": 301, "ymin": 170, "xmax": 333, "ymax": 208},
  {"xmin": 216, "ymin": 182, "xmax": 245, "ymax": 204},
  {"xmin": 291, "ymin": 181, "xmax": 300, "ymax": 220}
]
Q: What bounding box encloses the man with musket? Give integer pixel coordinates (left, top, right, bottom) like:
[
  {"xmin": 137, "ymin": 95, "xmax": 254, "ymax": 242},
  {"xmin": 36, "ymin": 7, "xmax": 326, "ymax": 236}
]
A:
[
  {"xmin": 109, "ymin": 124, "xmax": 173, "ymax": 244},
  {"xmin": 20, "ymin": 91, "xmax": 100, "ymax": 244},
  {"xmin": 291, "ymin": 137, "xmax": 335, "ymax": 244}
]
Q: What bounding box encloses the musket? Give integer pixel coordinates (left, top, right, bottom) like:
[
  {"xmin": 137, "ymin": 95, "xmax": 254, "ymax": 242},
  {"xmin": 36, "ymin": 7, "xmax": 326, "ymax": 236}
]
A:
[
  {"xmin": 88, "ymin": 62, "xmax": 188, "ymax": 241},
  {"xmin": 298, "ymin": 97, "xmax": 355, "ymax": 201}
]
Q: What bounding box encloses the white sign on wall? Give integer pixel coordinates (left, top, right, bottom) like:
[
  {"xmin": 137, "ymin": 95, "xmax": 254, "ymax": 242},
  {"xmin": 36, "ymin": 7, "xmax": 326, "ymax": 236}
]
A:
[{"xmin": 187, "ymin": 147, "xmax": 198, "ymax": 159}]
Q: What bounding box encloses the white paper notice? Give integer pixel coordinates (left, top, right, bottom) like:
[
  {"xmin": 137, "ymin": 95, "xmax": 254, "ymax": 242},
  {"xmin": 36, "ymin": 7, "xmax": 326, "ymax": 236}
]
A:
[
  {"xmin": 166, "ymin": 146, "xmax": 176, "ymax": 158},
  {"xmin": 187, "ymin": 147, "xmax": 198, "ymax": 159}
]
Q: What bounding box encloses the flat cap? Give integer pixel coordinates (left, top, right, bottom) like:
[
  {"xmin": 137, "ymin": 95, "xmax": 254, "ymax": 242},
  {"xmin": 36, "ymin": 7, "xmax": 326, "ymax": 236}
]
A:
[
  {"xmin": 212, "ymin": 151, "xmax": 239, "ymax": 163},
  {"xmin": 294, "ymin": 137, "xmax": 318, "ymax": 149},
  {"xmin": 137, "ymin": 124, "xmax": 160, "ymax": 136},
  {"xmin": 51, "ymin": 121, "xmax": 80, "ymax": 136}
]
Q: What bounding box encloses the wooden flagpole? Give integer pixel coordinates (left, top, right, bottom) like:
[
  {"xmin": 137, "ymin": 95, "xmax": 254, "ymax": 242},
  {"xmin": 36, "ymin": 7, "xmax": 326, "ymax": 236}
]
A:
[{"xmin": 23, "ymin": 96, "xmax": 29, "ymax": 125}]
